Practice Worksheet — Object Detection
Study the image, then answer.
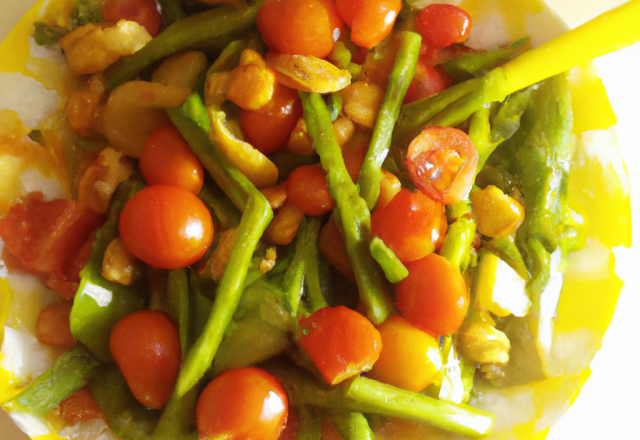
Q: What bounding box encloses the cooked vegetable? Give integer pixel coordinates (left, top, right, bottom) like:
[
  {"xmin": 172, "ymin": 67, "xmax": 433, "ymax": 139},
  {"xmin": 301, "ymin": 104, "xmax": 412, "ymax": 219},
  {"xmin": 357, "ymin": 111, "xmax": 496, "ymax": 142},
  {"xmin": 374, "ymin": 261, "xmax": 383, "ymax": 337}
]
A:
[{"xmin": 416, "ymin": 4, "xmax": 472, "ymax": 48}]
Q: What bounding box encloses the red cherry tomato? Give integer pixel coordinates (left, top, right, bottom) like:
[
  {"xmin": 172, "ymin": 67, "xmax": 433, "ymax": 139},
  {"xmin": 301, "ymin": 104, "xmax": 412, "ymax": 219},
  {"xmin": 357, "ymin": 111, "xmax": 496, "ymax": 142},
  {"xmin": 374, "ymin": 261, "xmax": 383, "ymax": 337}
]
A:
[
  {"xmin": 257, "ymin": 0, "xmax": 343, "ymax": 58},
  {"xmin": 284, "ymin": 164, "xmax": 335, "ymax": 216},
  {"xmin": 403, "ymin": 63, "xmax": 452, "ymax": 104},
  {"xmin": 119, "ymin": 185, "xmax": 214, "ymax": 269},
  {"xmin": 395, "ymin": 253, "xmax": 470, "ymax": 337},
  {"xmin": 240, "ymin": 87, "xmax": 303, "ymax": 155},
  {"xmin": 335, "ymin": 0, "xmax": 402, "ymax": 48},
  {"xmin": 110, "ymin": 310, "xmax": 181, "ymax": 409},
  {"xmin": 58, "ymin": 388, "xmax": 105, "ymax": 424},
  {"xmin": 416, "ymin": 4, "xmax": 472, "ymax": 48},
  {"xmin": 298, "ymin": 306, "xmax": 382, "ymax": 385},
  {"xmin": 405, "ymin": 126, "xmax": 478, "ymax": 205},
  {"xmin": 196, "ymin": 367, "xmax": 288, "ymax": 440},
  {"xmin": 102, "ymin": 0, "xmax": 162, "ymax": 37},
  {"xmin": 370, "ymin": 188, "xmax": 446, "ymax": 263},
  {"xmin": 140, "ymin": 125, "xmax": 204, "ymax": 194}
]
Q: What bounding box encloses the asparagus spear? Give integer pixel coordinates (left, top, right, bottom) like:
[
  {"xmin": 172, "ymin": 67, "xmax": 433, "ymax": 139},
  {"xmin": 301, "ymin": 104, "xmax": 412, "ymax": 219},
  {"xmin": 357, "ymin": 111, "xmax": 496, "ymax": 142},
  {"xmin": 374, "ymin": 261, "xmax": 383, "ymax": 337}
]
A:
[
  {"xmin": 158, "ymin": 0, "xmax": 187, "ymax": 26},
  {"xmin": 167, "ymin": 94, "xmax": 273, "ymax": 397},
  {"xmin": 329, "ymin": 412, "xmax": 374, "ymax": 440},
  {"xmin": 8, "ymin": 347, "xmax": 101, "ymax": 415},
  {"xmin": 283, "ymin": 217, "xmax": 308, "ymax": 316},
  {"xmin": 358, "ymin": 31, "xmax": 421, "ymax": 209},
  {"xmin": 166, "ymin": 268, "xmax": 190, "ymax": 355},
  {"xmin": 297, "ymin": 406, "xmax": 323, "ymax": 440},
  {"xmin": 300, "ymin": 92, "xmax": 395, "ymax": 325},
  {"xmin": 439, "ymin": 217, "xmax": 476, "ymax": 272},
  {"xmin": 304, "ymin": 217, "xmax": 330, "ymax": 312},
  {"xmin": 369, "ymin": 237, "xmax": 408, "ymax": 283}
]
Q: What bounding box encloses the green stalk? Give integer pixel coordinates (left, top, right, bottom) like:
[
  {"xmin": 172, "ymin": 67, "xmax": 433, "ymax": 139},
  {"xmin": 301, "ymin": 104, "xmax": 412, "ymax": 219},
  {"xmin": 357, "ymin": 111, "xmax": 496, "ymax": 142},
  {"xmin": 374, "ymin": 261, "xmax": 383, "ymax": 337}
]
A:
[
  {"xmin": 329, "ymin": 413, "xmax": 374, "ymax": 440},
  {"xmin": 358, "ymin": 31, "xmax": 421, "ymax": 209},
  {"xmin": 300, "ymin": 92, "xmax": 395, "ymax": 325},
  {"xmin": 369, "ymin": 237, "xmax": 408, "ymax": 283},
  {"xmin": 439, "ymin": 217, "xmax": 476, "ymax": 272},
  {"xmin": 157, "ymin": 0, "xmax": 187, "ymax": 26},
  {"xmin": 166, "ymin": 268, "xmax": 190, "ymax": 355},
  {"xmin": 283, "ymin": 217, "xmax": 308, "ymax": 316},
  {"xmin": 167, "ymin": 95, "xmax": 273, "ymax": 397},
  {"xmin": 296, "ymin": 406, "xmax": 322, "ymax": 440},
  {"xmin": 304, "ymin": 217, "xmax": 329, "ymax": 312}
]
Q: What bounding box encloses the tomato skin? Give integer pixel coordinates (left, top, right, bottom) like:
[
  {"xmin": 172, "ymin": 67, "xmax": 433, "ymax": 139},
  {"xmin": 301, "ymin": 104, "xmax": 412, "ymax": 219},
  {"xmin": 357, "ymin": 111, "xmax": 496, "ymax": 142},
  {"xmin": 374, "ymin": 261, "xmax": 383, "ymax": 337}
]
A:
[
  {"xmin": 196, "ymin": 367, "xmax": 288, "ymax": 440},
  {"xmin": 119, "ymin": 185, "xmax": 214, "ymax": 269},
  {"xmin": 102, "ymin": 0, "xmax": 162, "ymax": 37},
  {"xmin": 110, "ymin": 310, "xmax": 181, "ymax": 409},
  {"xmin": 369, "ymin": 315, "xmax": 442, "ymax": 392},
  {"xmin": 336, "ymin": 0, "xmax": 402, "ymax": 48},
  {"xmin": 370, "ymin": 188, "xmax": 446, "ymax": 263},
  {"xmin": 405, "ymin": 126, "xmax": 478, "ymax": 205},
  {"xmin": 403, "ymin": 63, "xmax": 452, "ymax": 104},
  {"xmin": 284, "ymin": 164, "xmax": 335, "ymax": 216},
  {"xmin": 416, "ymin": 4, "xmax": 472, "ymax": 48},
  {"xmin": 140, "ymin": 125, "xmax": 204, "ymax": 194},
  {"xmin": 257, "ymin": 0, "xmax": 343, "ymax": 58},
  {"xmin": 58, "ymin": 388, "xmax": 105, "ymax": 424},
  {"xmin": 298, "ymin": 306, "xmax": 382, "ymax": 385},
  {"xmin": 240, "ymin": 95, "xmax": 303, "ymax": 156},
  {"xmin": 395, "ymin": 253, "xmax": 470, "ymax": 337}
]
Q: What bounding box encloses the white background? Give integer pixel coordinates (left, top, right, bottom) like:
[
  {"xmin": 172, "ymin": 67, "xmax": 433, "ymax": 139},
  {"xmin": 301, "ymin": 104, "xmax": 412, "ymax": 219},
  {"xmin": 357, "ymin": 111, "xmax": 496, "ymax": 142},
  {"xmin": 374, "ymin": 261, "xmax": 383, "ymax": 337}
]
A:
[{"xmin": 1, "ymin": 1, "xmax": 638, "ymax": 439}]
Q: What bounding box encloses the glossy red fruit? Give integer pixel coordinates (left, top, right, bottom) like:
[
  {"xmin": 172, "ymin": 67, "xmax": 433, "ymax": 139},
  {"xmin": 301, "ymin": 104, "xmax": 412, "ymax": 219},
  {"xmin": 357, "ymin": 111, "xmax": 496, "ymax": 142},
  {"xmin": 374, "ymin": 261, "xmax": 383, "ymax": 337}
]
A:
[{"xmin": 416, "ymin": 4, "xmax": 472, "ymax": 48}]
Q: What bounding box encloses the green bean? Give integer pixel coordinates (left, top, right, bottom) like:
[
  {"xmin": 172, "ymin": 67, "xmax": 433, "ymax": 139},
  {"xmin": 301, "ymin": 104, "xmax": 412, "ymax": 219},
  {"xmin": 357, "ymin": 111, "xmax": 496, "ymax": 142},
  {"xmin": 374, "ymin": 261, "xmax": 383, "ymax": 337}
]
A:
[
  {"xmin": 198, "ymin": 181, "xmax": 242, "ymax": 230},
  {"xmin": 158, "ymin": 0, "xmax": 187, "ymax": 27},
  {"xmin": 8, "ymin": 347, "xmax": 101, "ymax": 415},
  {"xmin": 167, "ymin": 95, "xmax": 273, "ymax": 397},
  {"xmin": 358, "ymin": 31, "xmax": 421, "ymax": 209},
  {"xmin": 283, "ymin": 217, "xmax": 308, "ymax": 316},
  {"xmin": 300, "ymin": 92, "xmax": 395, "ymax": 325},
  {"xmin": 439, "ymin": 217, "xmax": 476, "ymax": 272},
  {"xmin": 369, "ymin": 237, "xmax": 408, "ymax": 283},
  {"xmin": 153, "ymin": 387, "xmax": 198, "ymax": 440},
  {"xmin": 329, "ymin": 413, "xmax": 374, "ymax": 440},
  {"xmin": 166, "ymin": 268, "xmax": 190, "ymax": 354},
  {"xmin": 468, "ymin": 107, "xmax": 493, "ymax": 176},
  {"xmin": 304, "ymin": 217, "xmax": 330, "ymax": 312},
  {"xmin": 296, "ymin": 406, "xmax": 322, "ymax": 440},
  {"xmin": 206, "ymin": 39, "xmax": 248, "ymax": 77},
  {"xmin": 105, "ymin": 0, "xmax": 266, "ymax": 89}
]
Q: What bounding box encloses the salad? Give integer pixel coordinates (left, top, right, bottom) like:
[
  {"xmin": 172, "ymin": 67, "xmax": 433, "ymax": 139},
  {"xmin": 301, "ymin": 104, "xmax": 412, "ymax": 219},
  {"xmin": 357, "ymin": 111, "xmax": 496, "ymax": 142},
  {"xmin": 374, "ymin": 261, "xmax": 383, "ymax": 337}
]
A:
[{"xmin": 0, "ymin": 0, "xmax": 635, "ymax": 440}]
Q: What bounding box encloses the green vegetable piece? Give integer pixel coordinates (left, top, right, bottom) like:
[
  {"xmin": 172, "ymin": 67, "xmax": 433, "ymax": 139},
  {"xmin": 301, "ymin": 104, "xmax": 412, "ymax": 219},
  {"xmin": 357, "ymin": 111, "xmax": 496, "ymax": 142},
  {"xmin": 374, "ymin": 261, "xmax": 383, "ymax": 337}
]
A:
[
  {"xmin": 262, "ymin": 360, "xmax": 495, "ymax": 439},
  {"xmin": 325, "ymin": 92, "xmax": 344, "ymax": 122},
  {"xmin": 358, "ymin": 31, "xmax": 421, "ymax": 209},
  {"xmin": 300, "ymin": 91, "xmax": 395, "ymax": 325},
  {"xmin": 198, "ymin": 181, "xmax": 242, "ymax": 230},
  {"xmin": 69, "ymin": 0, "xmax": 103, "ymax": 31},
  {"xmin": 167, "ymin": 95, "xmax": 273, "ymax": 397},
  {"xmin": 105, "ymin": 0, "xmax": 267, "ymax": 89},
  {"xmin": 283, "ymin": 217, "xmax": 308, "ymax": 316},
  {"xmin": 166, "ymin": 268, "xmax": 190, "ymax": 354},
  {"xmin": 206, "ymin": 39, "xmax": 248, "ymax": 77},
  {"xmin": 441, "ymin": 38, "xmax": 529, "ymax": 82},
  {"xmin": 33, "ymin": 22, "xmax": 65, "ymax": 46},
  {"xmin": 297, "ymin": 406, "xmax": 322, "ymax": 440},
  {"xmin": 8, "ymin": 347, "xmax": 101, "ymax": 415},
  {"xmin": 304, "ymin": 217, "xmax": 330, "ymax": 312},
  {"xmin": 330, "ymin": 41, "xmax": 352, "ymax": 70},
  {"xmin": 92, "ymin": 367, "xmax": 161, "ymax": 440},
  {"xmin": 329, "ymin": 413, "xmax": 374, "ymax": 440},
  {"xmin": 70, "ymin": 177, "xmax": 147, "ymax": 362},
  {"xmin": 158, "ymin": 0, "xmax": 187, "ymax": 27},
  {"xmin": 153, "ymin": 387, "xmax": 198, "ymax": 440},
  {"xmin": 369, "ymin": 237, "xmax": 408, "ymax": 283},
  {"xmin": 481, "ymin": 235, "xmax": 530, "ymax": 281},
  {"xmin": 439, "ymin": 217, "xmax": 476, "ymax": 272}
]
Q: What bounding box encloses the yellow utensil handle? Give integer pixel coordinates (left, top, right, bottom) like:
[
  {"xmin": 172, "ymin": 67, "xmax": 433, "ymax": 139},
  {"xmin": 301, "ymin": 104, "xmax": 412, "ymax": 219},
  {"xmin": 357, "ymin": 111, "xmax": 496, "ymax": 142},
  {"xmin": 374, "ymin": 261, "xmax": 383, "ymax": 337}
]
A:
[{"xmin": 503, "ymin": 0, "xmax": 640, "ymax": 94}]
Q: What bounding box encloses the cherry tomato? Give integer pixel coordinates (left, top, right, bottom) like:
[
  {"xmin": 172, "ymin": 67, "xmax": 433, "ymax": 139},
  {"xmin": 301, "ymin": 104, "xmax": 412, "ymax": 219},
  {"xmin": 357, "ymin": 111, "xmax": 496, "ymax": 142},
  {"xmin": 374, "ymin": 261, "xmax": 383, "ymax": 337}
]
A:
[
  {"xmin": 277, "ymin": 407, "xmax": 298, "ymax": 440},
  {"xmin": 284, "ymin": 164, "xmax": 335, "ymax": 216},
  {"xmin": 395, "ymin": 253, "xmax": 470, "ymax": 337},
  {"xmin": 403, "ymin": 63, "xmax": 452, "ymax": 104},
  {"xmin": 102, "ymin": 0, "xmax": 162, "ymax": 37},
  {"xmin": 119, "ymin": 185, "xmax": 214, "ymax": 269},
  {"xmin": 240, "ymin": 92, "xmax": 303, "ymax": 155},
  {"xmin": 257, "ymin": 0, "xmax": 343, "ymax": 58},
  {"xmin": 196, "ymin": 367, "xmax": 288, "ymax": 440},
  {"xmin": 110, "ymin": 310, "xmax": 181, "ymax": 409},
  {"xmin": 140, "ymin": 125, "xmax": 204, "ymax": 194},
  {"xmin": 369, "ymin": 315, "xmax": 442, "ymax": 392},
  {"xmin": 336, "ymin": 0, "xmax": 402, "ymax": 49},
  {"xmin": 405, "ymin": 126, "xmax": 478, "ymax": 205},
  {"xmin": 298, "ymin": 306, "xmax": 382, "ymax": 385},
  {"xmin": 36, "ymin": 300, "xmax": 75, "ymax": 348},
  {"xmin": 58, "ymin": 388, "xmax": 105, "ymax": 424},
  {"xmin": 370, "ymin": 188, "xmax": 446, "ymax": 263},
  {"xmin": 416, "ymin": 4, "xmax": 472, "ymax": 48}
]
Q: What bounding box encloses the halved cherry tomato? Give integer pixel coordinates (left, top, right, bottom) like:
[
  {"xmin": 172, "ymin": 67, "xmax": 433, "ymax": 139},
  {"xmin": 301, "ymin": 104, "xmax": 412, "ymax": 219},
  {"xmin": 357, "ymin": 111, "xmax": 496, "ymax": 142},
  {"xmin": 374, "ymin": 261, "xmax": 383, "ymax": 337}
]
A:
[
  {"xmin": 298, "ymin": 306, "xmax": 382, "ymax": 385},
  {"xmin": 370, "ymin": 188, "xmax": 446, "ymax": 263},
  {"xmin": 110, "ymin": 310, "xmax": 181, "ymax": 409},
  {"xmin": 139, "ymin": 125, "xmax": 204, "ymax": 194},
  {"xmin": 336, "ymin": 0, "xmax": 402, "ymax": 49},
  {"xmin": 240, "ymin": 92, "xmax": 303, "ymax": 155},
  {"xmin": 36, "ymin": 300, "xmax": 75, "ymax": 348},
  {"xmin": 58, "ymin": 388, "xmax": 105, "ymax": 424},
  {"xmin": 405, "ymin": 126, "xmax": 478, "ymax": 205},
  {"xmin": 369, "ymin": 315, "xmax": 442, "ymax": 392},
  {"xmin": 102, "ymin": 0, "xmax": 162, "ymax": 37},
  {"xmin": 257, "ymin": 0, "xmax": 343, "ymax": 59},
  {"xmin": 196, "ymin": 367, "xmax": 288, "ymax": 440},
  {"xmin": 119, "ymin": 185, "xmax": 214, "ymax": 269},
  {"xmin": 395, "ymin": 253, "xmax": 470, "ymax": 337},
  {"xmin": 284, "ymin": 164, "xmax": 335, "ymax": 216},
  {"xmin": 403, "ymin": 63, "xmax": 452, "ymax": 104},
  {"xmin": 416, "ymin": 4, "xmax": 472, "ymax": 48}
]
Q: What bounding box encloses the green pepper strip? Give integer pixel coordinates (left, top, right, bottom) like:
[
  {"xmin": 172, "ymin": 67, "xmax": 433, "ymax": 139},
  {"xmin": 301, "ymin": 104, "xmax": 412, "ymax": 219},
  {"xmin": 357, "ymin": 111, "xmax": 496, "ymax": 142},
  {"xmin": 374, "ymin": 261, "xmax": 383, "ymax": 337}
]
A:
[
  {"xmin": 369, "ymin": 237, "xmax": 408, "ymax": 283},
  {"xmin": 167, "ymin": 95, "xmax": 273, "ymax": 398},
  {"xmin": 283, "ymin": 217, "xmax": 308, "ymax": 316},
  {"xmin": 358, "ymin": 31, "xmax": 421, "ymax": 209},
  {"xmin": 262, "ymin": 360, "xmax": 495, "ymax": 439},
  {"xmin": 8, "ymin": 347, "xmax": 101, "ymax": 415},
  {"xmin": 300, "ymin": 92, "xmax": 395, "ymax": 325},
  {"xmin": 304, "ymin": 217, "xmax": 329, "ymax": 312},
  {"xmin": 329, "ymin": 413, "xmax": 374, "ymax": 440},
  {"xmin": 105, "ymin": 0, "xmax": 266, "ymax": 89}
]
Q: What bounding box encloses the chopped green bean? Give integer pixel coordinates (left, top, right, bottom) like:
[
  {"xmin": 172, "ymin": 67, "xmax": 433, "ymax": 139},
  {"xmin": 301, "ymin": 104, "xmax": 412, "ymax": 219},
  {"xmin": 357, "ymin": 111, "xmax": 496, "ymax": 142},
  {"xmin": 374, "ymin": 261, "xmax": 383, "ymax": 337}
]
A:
[
  {"xmin": 283, "ymin": 217, "xmax": 308, "ymax": 316},
  {"xmin": 166, "ymin": 268, "xmax": 190, "ymax": 354},
  {"xmin": 439, "ymin": 217, "xmax": 476, "ymax": 272},
  {"xmin": 369, "ymin": 237, "xmax": 408, "ymax": 283},
  {"xmin": 304, "ymin": 217, "xmax": 330, "ymax": 312},
  {"xmin": 329, "ymin": 413, "xmax": 374, "ymax": 440}
]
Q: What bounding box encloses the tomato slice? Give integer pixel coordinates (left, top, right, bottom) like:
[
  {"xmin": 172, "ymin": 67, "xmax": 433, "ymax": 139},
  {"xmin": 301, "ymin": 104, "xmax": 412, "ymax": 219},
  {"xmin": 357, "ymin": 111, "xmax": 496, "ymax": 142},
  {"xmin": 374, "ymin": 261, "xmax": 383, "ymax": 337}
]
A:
[{"xmin": 405, "ymin": 126, "xmax": 478, "ymax": 205}]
